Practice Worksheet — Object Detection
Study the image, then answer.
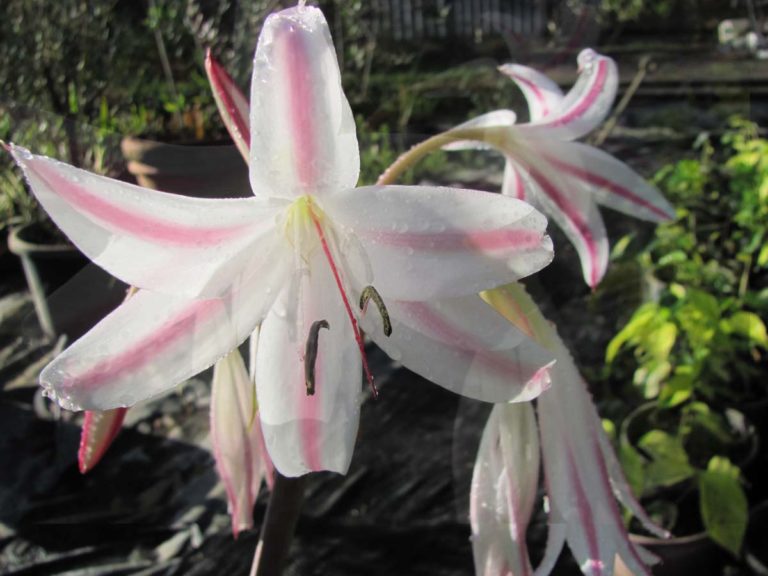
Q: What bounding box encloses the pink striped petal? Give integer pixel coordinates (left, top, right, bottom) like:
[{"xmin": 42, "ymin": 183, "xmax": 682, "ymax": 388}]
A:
[
  {"xmin": 249, "ymin": 6, "xmax": 359, "ymax": 199},
  {"xmin": 537, "ymin": 344, "xmax": 655, "ymax": 576},
  {"xmin": 211, "ymin": 350, "xmax": 265, "ymax": 537},
  {"xmin": 535, "ymin": 140, "xmax": 675, "ymax": 222},
  {"xmin": 205, "ymin": 50, "xmax": 251, "ymax": 163},
  {"xmin": 498, "ymin": 64, "xmax": 564, "ymax": 121},
  {"xmin": 78, "ymin": 408, "xmax": 127, "ymax": 473},
  {"xmin": 361, "ymin": 295, "xmax": 553, "ymax": 403},
  {"xmin": 255, "ymin": 244, "xmax": 361, "ymax": 477},
  {"xmin": 323, "ymin": 185, "xmax": 553, "ymax": 300},
  {"xmin": 40, "ymin": 249, "xmax": 289, "ymax": 411},
  {"xmin": 521, "ymin": 162, "xmax": 608, "ymax": 288},
  {"xmin": 9, "ymin": 145, "xmax": 287, "ymax": 298},
  {"xmin": 471, "ymin": 403, "xmax": 540, "ymax": 576},
  {"xmin": 520, "ymin": 49, "xmax": 617, "ymax": 141},
  {"xmin": 501, "ymin": 158, "xmax": 531, "ymax": 203},
  {"xmin": 248, "ymin": 327, "xmax": 276, "ymax": 490}
]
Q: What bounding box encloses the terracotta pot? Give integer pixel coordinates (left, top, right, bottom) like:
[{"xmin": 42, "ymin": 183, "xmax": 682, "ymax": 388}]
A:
[
  {"xmin": 120, "ymin": 136, "xmax": 250, "ymax": 198},
  {"xmin": 614, "ymin": 531, "xmax": 723, "ymax": 576}
]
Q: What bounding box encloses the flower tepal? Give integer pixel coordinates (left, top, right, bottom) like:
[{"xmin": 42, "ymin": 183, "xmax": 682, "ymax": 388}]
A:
[{"xmin": 9, "ymin": 5, "xmax": 554, "ymax": 477}]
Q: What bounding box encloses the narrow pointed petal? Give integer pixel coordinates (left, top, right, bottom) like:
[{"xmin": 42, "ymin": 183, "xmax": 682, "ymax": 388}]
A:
[
  {"xmin": 205, "ymin": 50, "xmax": 251, "ymax": 163},
  {"xmin": 40, "ymin": 251, "xmax": 289, "ymax": 411},
  {"xmin": 520, "ymin": 50, "xmax": 617, "ymax": 141},
  {"xmin": 520, "ymin": 162, "xmax": 608, "ymax": 288},
  {"xmin": 537, "ymin": 349, "xmax": 654, "ymax": 576},
  {"xmin": 483, "ymin": 284, "xmax": 660, "ymax": 576},
  {"xmin": 499, "ymin": 64, "xmax": 564, "ymax": 121},
  {"xmin": 471, "ymin": 403, "xmax": 540, "ymax": 576},
  {"xmin": 361, "ymin": 295, "xmax": 552, "ymax": 403},
  {"xmin": 78, "ymin": 408, "xmax": 127, "ymax": 473},
  {"xmin": 534, "ymin": 140, "xmax": 675, "ymax": 222},
  {"xmin": 9, "ymin": 145, "xmax": 286, "ymax": 298},
  {"xmin": 249, "ymin": 327, "xmax": 276, "ymax": 490},
  {"xmin": 211, "ymin": 349, "xmax": 264, "ymax": 537},
  {"xmin": 323, "ymin": 185, "xmax": 553, "ymax": 300},
  {"xmin": 255, "ymin": 247, "xmax": 361, "ymax": 477},
  {"xmin": 442, "ymin": 111, "xmax": 517, "ymax": 151},
  {"xmin": 249, "ymin": 5, "xmax": 359, "ymax": 198}
]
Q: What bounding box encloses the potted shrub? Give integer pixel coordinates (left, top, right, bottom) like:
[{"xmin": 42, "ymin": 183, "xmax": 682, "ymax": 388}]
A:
[{"xmin": 605, "ymin": 120, "xmax": 768, "ymax": 572}]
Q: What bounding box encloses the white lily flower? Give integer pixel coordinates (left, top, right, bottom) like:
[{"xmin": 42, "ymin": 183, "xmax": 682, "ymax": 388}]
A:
[
  {"xmin": 445, "ymin": 50, "xmax": 675, "ymax": 288},
  {"xmin": 9, "ymin": 5, "xmax": 554, "ymax": 477},
  {"xmin": 473, "ymin": 284, "xmax": 670, "ymax": 576}
]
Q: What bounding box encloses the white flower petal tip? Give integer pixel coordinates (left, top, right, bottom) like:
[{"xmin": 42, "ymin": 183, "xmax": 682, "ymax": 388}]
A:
[
  {"xmin": 471, "ymin": 403, "xmax": 540, "ymax": 576},
  {"xmin": 211, "ymin": 350, "xmax": 265, "ymax": 537},
  {"xmin": 78, "ymin": 408, "xmax": 127, "ymax": 474},
  {"xmin": 205, "ymin": 50, "xmax": 251, "ymax": 162},
  {"xmin": 250, "ymin": 5, "xmax": 359, "ymax": 199}
]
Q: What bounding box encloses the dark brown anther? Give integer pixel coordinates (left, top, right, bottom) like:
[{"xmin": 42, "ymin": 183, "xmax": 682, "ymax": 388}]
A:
[
  {"xmin": 359, "ymin": 285, "xmax": 392, "ymax": 337},
  {"xmin": 304, "ymin": 319, "xmax": 330, "ymax": 396}
]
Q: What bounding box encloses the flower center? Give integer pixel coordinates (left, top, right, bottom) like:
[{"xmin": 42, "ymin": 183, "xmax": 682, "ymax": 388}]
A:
[{"xmin": 284, "ymin": 195, "xmax": 378, "ymax": 397}]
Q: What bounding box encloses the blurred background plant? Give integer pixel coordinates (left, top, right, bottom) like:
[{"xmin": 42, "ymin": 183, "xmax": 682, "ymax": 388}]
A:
[{"xmin": 600, "ymin": 117, "xmax": 768, "ymax": 555}]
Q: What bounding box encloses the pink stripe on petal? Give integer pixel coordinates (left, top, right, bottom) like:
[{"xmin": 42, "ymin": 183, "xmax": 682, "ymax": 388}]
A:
[
  {"xmin": 367, "ymin": 228, "xmax": 544, "ymax": 252},
  {"xmin": 78, "ymin": 408, "xmax": 127, "ymax": 473},
  {"xmin": 74, "ymin": 299, "xmax": 221, "ymax": 391},
  {"xmin": 35, "ymin": 161, "xmax": 248, "ymax": 247},
  {"xmin": 565, "ymin": 449, "xmax": 604, "ymax": 575},
  {"xmin": 399, "ymin": 302, "xmax": 542, "ymax": 380},
  {"xmin": 205, "ymin": 50, "xmax": 251, "ymax": 160},
  {"xmin": 542, "ymin": 153, "xmax": 672, "ymax": 220},
  {"xmin": 515, "ymin": 74, "xmax": 551, "ymax": 118},
  {"xmin": 277, "ymin": 21, "xmax": 316, "ymax": 190},
  {"xmin": 544, "ymin": 60, "xmax": 607, "ymax": 130},
  {"xmin": 527, "ymin": 166, "xmax": 601, "ymax": 287}
]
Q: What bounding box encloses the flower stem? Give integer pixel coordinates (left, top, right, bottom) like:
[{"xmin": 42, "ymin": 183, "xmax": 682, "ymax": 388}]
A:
[
  {"xmin": 376, "ymin": 129, "xmax": 477, "ymax": 185},
  {"xmin": 250, "ymin": 472, "xmax": 308, "ymax": 576}
]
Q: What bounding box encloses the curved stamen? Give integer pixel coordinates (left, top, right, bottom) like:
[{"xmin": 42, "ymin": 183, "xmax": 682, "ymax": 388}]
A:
[
  {"xmin": 308, "ymin": 208, "xmax": 378, "ymax": 397},
  {"xmin": 304, "ymin": 319, "xmax": 329, "ymax": 396},
  {"xmin": 359, "ymin": 285, "xmax": 392, "ymax": 337}
]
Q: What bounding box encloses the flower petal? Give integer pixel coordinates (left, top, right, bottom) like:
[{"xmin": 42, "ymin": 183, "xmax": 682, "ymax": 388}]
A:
[
  {"xmin": 537, "ymin": 350, "xmax": 654, "ymax": 576},
  {"xmin": 255, "ymin": 246, "xmax": 361, "ymax": 477},
  {"xmin": 211, "ymin": 349, "xmax": 264, "ymax": 537},
  {"xmin": 501, "ymin": 158, "xmax": 531, "ymax": 203},
  {"xmin": 361, "ymin": 295, "xmax": 553, "ymax": 403},
  {"xmin": 9, "ymin": 145, "xmax": 286, "ymax": 298},
  {"xmin": 520, "ymin": 49, "xmax": 617, "ymax": 141},
  {"xmin": 323, "ymin": 185, "xmax": 553, "ymax": 300},
  {"xmin": 205, "ymin": 50, "xmax": 251, "ymax": 163},
  {"xmin": 499, "ymin": 63, "xmax": 564, "ymax": 121},
  {"xmin": 519, "ymin": 161, "xmax": 608, "ymax": 288},
  {"xmin": 78, "ymin": 408, "xmax": 127, "ymax": 473},
  {"xmin": 249, "ymin": 5, "xmax": 359, "ymax": 199},
  {"xmin": 471, "ymin": 403, "xmax": 540, "ymax": 576},
  {"xmin": 40, "ymin": 250, "xmax": 289, "ymax": 411},
  {"xmin": 534, "ymin": 140, "xmax": 675, "ymax": 222}
]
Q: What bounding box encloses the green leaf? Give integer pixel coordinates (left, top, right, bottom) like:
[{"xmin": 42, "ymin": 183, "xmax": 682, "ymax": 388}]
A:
[
  {"xmin": 619, "ymin": 440, "xmax": 646, "ymax": 498},
  {"xmin": 646, "ymin": 322, "xmax": 677, "ymax": 361},
  {"xmin": 638, "ymin": 430, "xmax": 695, "ymax": 488},
  {"xmin": 726, "ymin": 311, "xmax": 768, "ymax": 348},
  {"xmin": 699, "ymin": 457, "xmax": 748, "ymax": 556},
  {"xmin": 658, "ymin": 366, "xmax": 694, "ymax": 408},
  {"xmin": 757, "ymin": 244, "xmax": 768, "ymax": 267},
  {"xmin": 606, "ymin": 303, "xmax": 659, "ymax": 362}
]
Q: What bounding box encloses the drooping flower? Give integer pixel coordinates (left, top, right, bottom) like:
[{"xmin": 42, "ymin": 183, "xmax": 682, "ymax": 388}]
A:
[
  {"xmin": 9, "ymin": 5, "xmax": 555, "ymax": 478},
  {"xmin": 442, "ymin": 50, "xmax": 675, "ymax": 288},
  {"xmin": 471, "ymin": 284, "xmax": 669, "ymax": 576}
]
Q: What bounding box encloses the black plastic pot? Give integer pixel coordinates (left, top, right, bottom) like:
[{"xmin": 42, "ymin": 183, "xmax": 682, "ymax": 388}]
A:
[{"xmin": 746, "ymin": 501, "xmax": 768, "ymax": 575}]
